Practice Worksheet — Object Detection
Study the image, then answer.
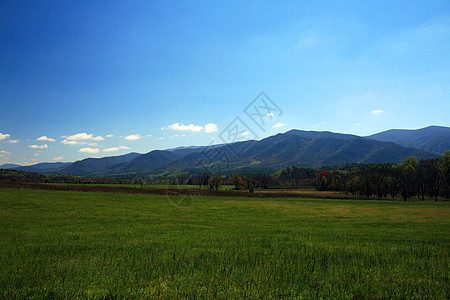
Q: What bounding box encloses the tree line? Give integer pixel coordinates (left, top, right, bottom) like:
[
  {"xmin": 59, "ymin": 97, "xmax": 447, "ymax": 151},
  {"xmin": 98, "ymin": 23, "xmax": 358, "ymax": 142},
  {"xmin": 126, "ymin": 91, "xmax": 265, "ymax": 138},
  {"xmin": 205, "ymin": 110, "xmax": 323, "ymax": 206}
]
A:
[
  {"xmin": 1, "ymin": 151, "xmax": 449, "ymax": 201},
  {"xmin": 192, "ymin": 152, "xmax": 449, "ymax": 201},
  {"xmin": 316, "ymin": 153, "xmax": 450, "ymax": 201}
]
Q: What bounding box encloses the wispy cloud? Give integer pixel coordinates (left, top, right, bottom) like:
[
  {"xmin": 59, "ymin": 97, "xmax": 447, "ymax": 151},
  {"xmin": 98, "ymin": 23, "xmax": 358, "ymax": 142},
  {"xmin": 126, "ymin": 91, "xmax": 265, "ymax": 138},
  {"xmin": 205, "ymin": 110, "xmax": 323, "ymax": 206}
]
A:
[
  {"xmin": 103, "ymin": 147, "xmax": 120, "ymax": 152},
  {"xmin": 8, "ymin": 140, "xmax": 19, "ymax": 144},
  {"xmin": 125, "ymin": 134, "xmax": 141, "ymax": 141},
  {"xmin": 105, "ymin": 134, "xmax": 114, "ymax": 138},
  {"xmin": 79, "ymin": 148, "xmax": 100, "ymax": 153},
  {"xmin": 353, "ymin": 123, "xmax": 362, "ymax": 126},
  {"xmin": 170, "ymin": 134, "xmax": 186, "ymax": 139},
  {"xmin": 103, "ymin": 146, "xmax": 131, "ymax": 152},
  {"xmin": 29, "ymin": 144, "xmax": 48, "ymax": 149},
  {"xmin": 53, "ymin": 156, "xmax": 64, "ymax": 161},
  {"xmin": 272, "ymin": 122, "xmax": 287, "ymax": 128},
  {"xmin": 61, "ymin": 140, "xmax": 96, "ymax": 146},
  {"xmin": 61, "ymin": 140, "xmax": 79, "ymax": 145},
  {"xmin": 37, "ymin": 136, "xmax": 56, "ymax": 142},
  {"xmin": 164, "ymin": 123, "xmax": 204, "ymax": 132},
  {"xmin": 204, "ymin": 123, "xmax": 218, "ymax": 133},
  {"xmin": 163, "ymin": 122, "xmax": 219, "ymax": 133},
  {"xmin": 0, "ymin": 150, "xmax": 11, "ymax": 158},
  {"xmin": 372, "ymin": 109, "xmax": 384, "ymax": 114},
  {"xmin": 0, "ymin": 133, "xmax": 11, "ymax": 140},
  {"xmin": 66, "ymin": 133, "xmax": 104, "ymax": 141}
]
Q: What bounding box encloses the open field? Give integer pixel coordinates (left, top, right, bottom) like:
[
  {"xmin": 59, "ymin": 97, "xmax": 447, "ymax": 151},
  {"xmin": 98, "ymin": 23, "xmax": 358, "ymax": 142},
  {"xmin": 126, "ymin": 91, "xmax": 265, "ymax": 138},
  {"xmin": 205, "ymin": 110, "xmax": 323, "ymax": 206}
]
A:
[
  {"xmin": 0, "ymin": 182, "xmax": 388, "ymax": 200},
  {"xmin": 0, "ymin": 188, "xmax": 449, "ymax": 298}
]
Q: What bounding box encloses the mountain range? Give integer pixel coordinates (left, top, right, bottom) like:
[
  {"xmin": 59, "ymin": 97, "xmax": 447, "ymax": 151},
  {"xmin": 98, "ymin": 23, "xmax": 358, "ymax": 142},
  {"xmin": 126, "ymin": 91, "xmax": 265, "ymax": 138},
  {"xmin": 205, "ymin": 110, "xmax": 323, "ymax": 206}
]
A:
[
  {"xmin": 366, "ymin": 126, "xmax": 450, "ymax": 155},
  {"xmin": 1, "ymin": 126, "xmax": 448, "ymax": 176}
]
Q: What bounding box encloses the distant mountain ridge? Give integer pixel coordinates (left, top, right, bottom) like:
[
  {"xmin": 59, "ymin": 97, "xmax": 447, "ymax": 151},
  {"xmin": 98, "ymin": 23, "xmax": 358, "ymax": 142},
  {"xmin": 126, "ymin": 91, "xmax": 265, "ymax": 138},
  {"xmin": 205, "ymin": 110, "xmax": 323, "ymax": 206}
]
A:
[
  {"xmin": 0, "ymin": 163, "xmax": 22, "ymax": 169},
  {"xmin": 58, "ymin": 153, "xmax": 141, "ymax": 175},
  {"xmin": 57, "ymin": 128, "xmax": 443, "ymax": 176},
  {"xmin": 367, "ymin": 126, "xmax": 450, "ymax": 155},
  {"xmin": 4, "ymin": 126, "xmax": 447, "ymax": 176},
  {"xmin": 15, "ymin": 162, "xmax": 72, "ymax": 173},
  {"xmin": 154, "ymin": 130, "xmax": 438, "ymax": 174}
]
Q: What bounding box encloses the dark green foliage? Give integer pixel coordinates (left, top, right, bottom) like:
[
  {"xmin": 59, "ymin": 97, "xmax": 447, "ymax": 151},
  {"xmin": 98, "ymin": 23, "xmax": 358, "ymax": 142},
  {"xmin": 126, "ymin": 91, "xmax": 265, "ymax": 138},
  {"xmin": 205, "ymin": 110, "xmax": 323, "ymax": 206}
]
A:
[{"xmin": 276, "ymin": 166, "xmax": 316, "ymax": 187}]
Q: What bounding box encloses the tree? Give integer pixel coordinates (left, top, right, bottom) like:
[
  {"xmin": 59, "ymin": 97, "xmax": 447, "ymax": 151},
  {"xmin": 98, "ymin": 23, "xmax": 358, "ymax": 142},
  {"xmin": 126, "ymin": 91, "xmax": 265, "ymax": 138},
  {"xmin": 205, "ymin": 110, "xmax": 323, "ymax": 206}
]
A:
[
  {"xmin": 388, "ymin": 165, "xmax": 401, "ymax": 200},
  {"xmin": 208, "ymin": 174, "xmax": 222, "ymax": 190},
  {"xmin": 441, "ymin": 150, "xmax": 450, "ymax": 199},
  {"xmin": 254, "ymin": 173, "xmax": 273, "ymax": 189},
  {"xmin": 231, "ymin": 174, "xmax": 245, "ymax": 190},
  {"xmin": 358, "ymin": 166, "xmax": 374, "ymax": 197},
  {"xmin": 372, "ymin": 165, "xmax": 389, "ymax": 199},
  {"xmin": 417, "ymin": 161, "xmax": 427, "ymax": 200},
  {"xmin": 346, "ymin": 176, "xmax": 360, "ymax": 195},
  {"xmin": 200, "ymin": 171, "xmax": 210, "ymax": 188},
  {"xmin": 398, "ymin": 156, "xmax": 418, "ymax": 201},
  {"xmin": 422, "ymin": 159, "xmax": 444, "ymax": 201}
]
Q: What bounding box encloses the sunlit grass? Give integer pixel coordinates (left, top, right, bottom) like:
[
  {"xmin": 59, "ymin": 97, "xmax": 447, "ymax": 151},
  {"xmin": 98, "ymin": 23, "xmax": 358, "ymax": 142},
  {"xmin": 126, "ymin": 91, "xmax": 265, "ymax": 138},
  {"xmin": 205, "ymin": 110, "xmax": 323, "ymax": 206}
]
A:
[{"xmin": 0, "ymin": 188, "xmax": 448, "ymax": 298}]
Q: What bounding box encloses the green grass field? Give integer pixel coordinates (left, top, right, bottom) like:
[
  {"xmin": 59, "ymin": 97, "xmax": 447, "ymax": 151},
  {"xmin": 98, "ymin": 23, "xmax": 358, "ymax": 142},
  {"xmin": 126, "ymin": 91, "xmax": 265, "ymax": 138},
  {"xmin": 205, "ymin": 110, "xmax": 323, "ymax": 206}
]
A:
[{"xmin": 0, "ymin": 188, "xmax": 448, "ymax": 298}]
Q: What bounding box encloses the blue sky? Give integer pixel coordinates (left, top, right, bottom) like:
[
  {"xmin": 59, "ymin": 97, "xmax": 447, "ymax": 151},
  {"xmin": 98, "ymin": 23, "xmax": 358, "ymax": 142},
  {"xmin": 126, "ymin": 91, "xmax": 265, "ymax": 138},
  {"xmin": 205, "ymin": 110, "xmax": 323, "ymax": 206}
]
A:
[{"xmin": 0, "ymin": 0, "xmax": 449, "ymax": 165}]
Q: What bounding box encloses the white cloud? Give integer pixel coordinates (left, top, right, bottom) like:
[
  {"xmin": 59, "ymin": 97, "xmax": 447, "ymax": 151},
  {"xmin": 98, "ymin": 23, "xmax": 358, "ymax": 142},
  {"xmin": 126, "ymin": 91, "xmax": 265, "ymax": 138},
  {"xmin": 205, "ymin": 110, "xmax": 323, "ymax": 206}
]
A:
[
  {"xmin": 79, "ymin": 148, "xmax": 100, "ymax": 153},
  {"xmin": 165, "ymin": 123, "xmax": 204, "ymax": 132},
  {"xmin": 265, "ymin": 113, "xmax": 274, "ymax": 118},
  {"xmin": 8, "ymin": 140, "xmax": 19, "ymax": 144},
  {"xmin": 103, "ymin": 145, "xmax": 131, "ymax": 152},
  {"xmin": 0, "ymin": 133, "xmax": 11, "ymax": 140},
  {"xmin": 125, "ymin": 134, "xmax": 141, "ymax": 141},
  {"xmin": 61, "ymin": 140, "xmax": 80, "ymax": 145},
  {"xmin": 353, "ymin": 123, "xmax": 361, "ymax": 126},
  {"xmin": 61, "ymin": 140, "xmax": 97, "ymax": 146},
  {"xmin": 29, "ymin": 144, "xmax": 48, "ymax": 149},
  {"xmin": 158, "ymin": 137, "xmax": 164, "ymax": 140},
  {"xmin": 53, "ymin": 156, "xmax": 64, "ymax": 161},
  {"xmin": 204, "ymin": 123, "xmax": 218, "ymax": 133},
  {"xmin": 372, "ymin": 109, "xmax": 384, "ymax": 114},
  {"xmin": 37, "ymin": 136, "xmax": 56, "ymax": 142},
  {"xmin": 66, "ymin": 133, "xmax": 104, "ymax": 141},
  {"xmin": 242, "ymin": 131, "xmax": 249, "ymax": 136},
  {"xmin": 0, "ymin": 150, "xmax": 11, "ymax": 158},
  {"xmin": 272, "ymin": 122, "xmax": 287, "ymax": 128},
  {"xmin": 105, "ymin": 134, "xmax": 114, "ymax": 138},
  {"xmin": 146, "ymin": 134, "xmax": 153, "ymax": 137},
  {"xmin": 170, "ymin": 134, "xmax": 186, "ymax": 139}
]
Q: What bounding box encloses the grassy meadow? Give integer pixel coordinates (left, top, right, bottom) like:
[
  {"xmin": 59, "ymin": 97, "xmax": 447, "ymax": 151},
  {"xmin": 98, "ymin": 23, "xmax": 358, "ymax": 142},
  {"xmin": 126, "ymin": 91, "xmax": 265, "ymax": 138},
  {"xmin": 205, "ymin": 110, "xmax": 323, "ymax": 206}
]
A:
[{"xmin": 0, "ymin": 188, "xmax": 448, "ymax": 298}]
